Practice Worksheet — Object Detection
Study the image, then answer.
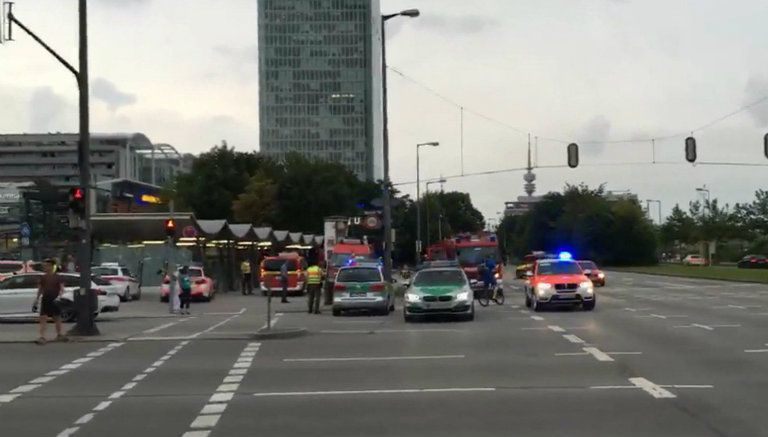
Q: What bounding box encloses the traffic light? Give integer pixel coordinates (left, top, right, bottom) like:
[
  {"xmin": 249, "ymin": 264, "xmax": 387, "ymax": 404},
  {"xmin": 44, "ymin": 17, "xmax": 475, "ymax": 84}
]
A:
[
  {"xmin": 685, "ymin": 136, "xmax": 697, "ymax": 163},
  {"xmin": 68, "ymin": 187, "xmax": 85, "ymax": 218},
  {"xmin": 567, "ymin": 143, "xmax": 579, "ymax": 168},
  {"xmin": 164, "ymin": 218, "xmax": 176, "ymax": 238}
]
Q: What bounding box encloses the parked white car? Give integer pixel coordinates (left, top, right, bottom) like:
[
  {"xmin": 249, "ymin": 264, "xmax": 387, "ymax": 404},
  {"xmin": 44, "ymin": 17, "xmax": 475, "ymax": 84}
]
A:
[
  {"xmin": 92, "ymin": 263, "xmax": 141, "ymax": 301},
  {"xmin": 0, "ymin": 273, "xmax": 119, "ymax": 321},
  {"xmin": 682, "ymin": 254, "xmax": 707, "ymax": 266}
]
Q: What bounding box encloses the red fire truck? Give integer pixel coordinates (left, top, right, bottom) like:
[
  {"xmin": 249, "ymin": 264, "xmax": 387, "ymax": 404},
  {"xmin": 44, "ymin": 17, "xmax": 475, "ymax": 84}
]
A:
[{"xmin": 426, "ymin": 233, "xmax": 503, "ymax": 285}]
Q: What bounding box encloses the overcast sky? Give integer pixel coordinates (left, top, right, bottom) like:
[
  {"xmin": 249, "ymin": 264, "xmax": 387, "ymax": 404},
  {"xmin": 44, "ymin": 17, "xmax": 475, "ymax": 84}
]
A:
[{"xmin": 2, "ymin": 0, "xmax": 768, "ymax": 223}]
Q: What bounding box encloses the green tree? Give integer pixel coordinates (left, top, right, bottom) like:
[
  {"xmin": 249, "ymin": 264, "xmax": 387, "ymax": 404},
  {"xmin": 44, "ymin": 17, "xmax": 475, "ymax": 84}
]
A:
[
  {"xmin": 660, "ymin": 205, "xmax": 697, "ymax": 246},
  {"xmin": 232, "ymin": 171, "xmax": 278, "ymax": 225}
]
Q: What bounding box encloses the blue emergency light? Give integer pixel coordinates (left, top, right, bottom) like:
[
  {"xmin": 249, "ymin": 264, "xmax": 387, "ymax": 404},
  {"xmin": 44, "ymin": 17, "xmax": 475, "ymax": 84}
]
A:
[{"xmin": 558, "ymin": 251, "xmax": 573, "ymax": 261}]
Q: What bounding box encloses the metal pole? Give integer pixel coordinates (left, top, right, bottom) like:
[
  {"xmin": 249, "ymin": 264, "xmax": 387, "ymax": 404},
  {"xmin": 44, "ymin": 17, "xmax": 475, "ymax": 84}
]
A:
[
  {"xmin": 657, "ymin": 200, "xmax": 662, "ymax": 225},
  {"xmin": 460, "ymin": 106, "xmax": 464, "ymax": 176},
  {"xmin": 415, "ymin": 145, "xmax": 421, "ymax": 260},
  {"xmin": 425, "ymin": 184, "xmax": 430, "ymax": 248},
  {"xmin": 380, "ymin": 16, "xmax": 393, "ymax": 282},
  {"xmin": 72, "ymin": 0, "xmax": 97, "ymax": 336}
]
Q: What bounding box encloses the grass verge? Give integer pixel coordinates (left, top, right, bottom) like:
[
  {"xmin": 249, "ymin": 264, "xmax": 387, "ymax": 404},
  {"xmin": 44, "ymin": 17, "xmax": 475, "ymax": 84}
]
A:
[{"xmin": 613, "ymin": 264, "xmax": 768, "ymax": 284}]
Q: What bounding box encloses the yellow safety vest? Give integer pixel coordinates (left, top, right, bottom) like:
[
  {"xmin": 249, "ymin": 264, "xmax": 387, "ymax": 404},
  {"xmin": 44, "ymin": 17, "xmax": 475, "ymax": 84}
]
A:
[
  {"xmin": 306, "ymin": 266, "xmax": 322, "ymax": 285},
  {"xmin": 241, "ymin": 261, "xmax": 251, "ymax": 274}
]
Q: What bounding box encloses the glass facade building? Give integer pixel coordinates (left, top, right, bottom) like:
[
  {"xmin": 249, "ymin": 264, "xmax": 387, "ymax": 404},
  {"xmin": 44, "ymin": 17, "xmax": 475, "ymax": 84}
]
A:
[{"xmin": 258, "ymin": 0, "xmax": 383, "ymax": 181}]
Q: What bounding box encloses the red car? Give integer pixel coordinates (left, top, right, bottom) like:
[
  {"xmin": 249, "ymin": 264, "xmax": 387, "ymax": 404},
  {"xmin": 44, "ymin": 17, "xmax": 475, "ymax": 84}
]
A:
[
  {"xmin": 0, "ymin": 260, "xmax": 43, "ymax": 282},
  {"xmin": 577, "ymin": 260, "xmax": 606, "ymax": 286},
  {"xmin": 524, "ymin": 255, "xmax": 596, "ymax": 311},
  {"xmin": 161, "ymin": 265, "xmax": 216, "ymax": 302}
]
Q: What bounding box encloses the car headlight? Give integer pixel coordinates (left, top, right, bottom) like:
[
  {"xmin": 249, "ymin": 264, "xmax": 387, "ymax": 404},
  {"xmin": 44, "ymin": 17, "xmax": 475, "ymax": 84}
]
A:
[
  {"xmin": 405, "ymin": 293, "xmax": 421, "ymax": 303},
  {"xmin": 597, "ymin": 272, "xmax": 605, "ymax": 279},
  {"xmin": 580, "ymin": 281, "xmax": 594, "ymax": 293},
  {"xmin": 456, "ymin": 291, "xmax": 470, "ymax": 301},
  {"xmin": 494, "ymin": 272, "xmax": 500, "ymax": 279},
  {"xmin": 536, "ymin": 283, "xmax": 552, "ymax": 296}
]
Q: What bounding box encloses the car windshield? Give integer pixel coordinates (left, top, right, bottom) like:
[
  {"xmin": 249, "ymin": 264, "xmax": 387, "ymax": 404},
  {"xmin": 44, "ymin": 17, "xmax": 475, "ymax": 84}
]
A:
[
  {"xmin": 456, "ymin": 247, "xmax": 497, "ymax": 265},
  {"xmin": 187, "ymin": 268, "xmax": 203, "ymax": 278},
  {"xmin": 413, "ymin": 270, "xmax": 466, "ymax": 286},
  {"xmin": 537, "ymin": 261, "xmax": 583, "ymax": 275},
  {"xmin": 92, "ymin": 267, "xmax": 119, "ymax": 276},
  {"xmin": 0, "ymin": 263, "xmax": 22, "ymax": 274},
  {"xmin": 263, "ymin": 259, "xmax": 296, "ymax": 272},
  {"xmin": 578, "ymin": 261, "xmax": 597, "ymax": 270},
  {"xmin": 336, "ymin": 268, "xmax": 381, "ymax": 283}
]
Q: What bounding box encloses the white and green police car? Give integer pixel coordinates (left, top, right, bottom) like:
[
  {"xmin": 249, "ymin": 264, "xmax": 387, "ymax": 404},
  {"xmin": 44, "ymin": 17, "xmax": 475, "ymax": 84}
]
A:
[{"xmin": 403, "ymin": 268, "xmax": 475, "ymax": 322}]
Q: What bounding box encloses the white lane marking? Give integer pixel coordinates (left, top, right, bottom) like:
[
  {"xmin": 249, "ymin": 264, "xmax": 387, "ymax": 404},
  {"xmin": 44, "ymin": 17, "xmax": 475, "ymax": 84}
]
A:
[
  {"xmin": 660, "ymin": 385, "xmax": 714, "ymax": 389},
  {"xmin": 200, "ymin": 403, "xmax": 227, "ymax": 415},
  {"xmin": 182, "ymin": 432, "xmax": 210, "ymax": 437},
  {"xmin": 128, "ymin": 335, "xmax": 195, "ymax": 341},
  {"xmin": 629, "ymin": 377, "xmax": 676, "ymax": 399},
  {"xmin": 56, "ymin": 427, "xmax": 80, "ymax": 437},
  {"xmin": 555, "ymin": 352, "xmax": 589, "ymax": 356},
  {"xmin": 53, "ymin": 340, "xmax": 189, "ymax": 437},
  {"xmin": 319, "ymin": 328, "xmax": 464, "ymax": 334},
  {"xmin": 46, "ymin": 370, "xmax": 68, "ymax": 376},
  {"xmin": 518, "ymin": 309, "xmax": 528, "ymax": 314},
  {"xmin": 217, "ymin": 383, "xmax": 240, "ymax": 392},
  {"xmin": 194, "ymin": 314, "xmax": 243, "ymax": 337},
  {"xmin": 563, "ymin": 335, "xmax": 585, "ymax": 344},
  {"xmin": 93, "ymin": 401, "xmax": 111, "ymax": 411},
  {"xmin": 209, "ymin": 392, "xmax": 234, "ymax": 403},
  {"xmin": 521, "ymin": 327, "xmax": 549, "ymax": 331},
  {"xmin": 674, "ymin": 324, "xmax": 741, "ymax": 331},
  {"xmin": 283, "ymin": 355, "xmax": 465, "ymax": 362},
  {"xmin": 637, "ymin": 314, "xmax": 688, "ymax": 319},
  {"xmin": 0, "ymin": 394, "xmax": 20, "ymax": 403},
  {"xmin": 11, "ymin": 384, "xmax": 41, "ymax": 393},
  {"xmin": 605, "ymin": 352, "xmax": 643, "ymax": 355},
  {"xmin": 75, "ymin": 413, "xmax": 94, "ymax": 425},
  {"xmin": 252, "ymin": 387, "xmax": 497, "ymax": 397},
  {"xmin": 223, "ymin": 375, "xmax": 244, "ymax": 383},
  {"xmin": 29, "ymin": 376, "xmax": 55, "ymax": 384},
  {"xmin": 61, "ymin": 364, "xmax": 82, "ymax": 370},
  {"xmin": 547, "ymin": 325, "xmax": 565, "ymax": 333},
  {"xmin": 202, "ymin": 308, "xmax": 246, "ymax": 315},
  {"xmin": 191, "ymin": 415, "xmax": 221, "ymax": 429},
  {"xmin": 182, "ymin": 342, "xmax": 261, "ymax": 436},
  {"xmin": 73, "ymin": 358, "xmax": 92, "ymax": 364},
  {"xmin": 590, "ymin": 385, "xmax": 638, "ymax": 390},
  {"xmin": 259, "ymin": 313, "xmax": 282, "ymax": 331},
  {"xmin": 530, "ymin": 315, "xmax": 544, "ymax": 321},
  {"xmin": 583, "ymin": 347, "xmax": 614, "ymax": 362},
  {"xmin": 745, "ymin": 349, "xmax": 768, "ymax": 353}
]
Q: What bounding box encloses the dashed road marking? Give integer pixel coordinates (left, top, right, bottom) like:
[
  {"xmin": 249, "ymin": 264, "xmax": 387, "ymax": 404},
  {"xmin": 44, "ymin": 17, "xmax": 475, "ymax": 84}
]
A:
[
  {"xmin": 181, "ymin": 342, "xmax": 261, "ymax": 437},
  {"xmin": 583, "ymin": 347, "xmax": 614, "ymax": 362},
  {"xmin": 673, "ymin": 323, "xmax": 741, "ymax": 331},
  {"xmin": 530, "ymin": 315, "xmax": 544, "ymax": 321},
  {"xmin": 547, "ymin": 325, "xmax": 565, "ymax": 333},
  {"xmin": 129, "ymin": 313, "xmax": 243, "ymax": 341},
  {"xmin": 0, "ymin": 342, "xmax": 123, "ymax": 406},
  {"xmin": 590, "ymin": 378, "xmax": 710, "ymax": 399},
  {"xmin": 52, "ymin": 340, "xmax": 190, "ymax": 436},
  {"xmin": 629, "ymin": 377, "xmax": 676, "ymax": 399},
  {"xmin": 252, "ymin": 387, "xmax": 497, "ymax": 397},
  {"xmin": 563, "ymin": 334, "xmax": 585, "ymax": 344},
  {"xmin": 283, "ymin": 355, "xmax": 465, "ymax": 362},
  {"xmin": 142, "ymin": 317, "xmax": 194, "ymax": 334}
]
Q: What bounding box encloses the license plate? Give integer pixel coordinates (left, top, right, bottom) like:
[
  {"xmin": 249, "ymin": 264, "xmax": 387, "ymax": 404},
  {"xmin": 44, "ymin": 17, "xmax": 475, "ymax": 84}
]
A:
[{"xmin": 350, "ymin": 292, "xmax": 367, "ymax": 297}]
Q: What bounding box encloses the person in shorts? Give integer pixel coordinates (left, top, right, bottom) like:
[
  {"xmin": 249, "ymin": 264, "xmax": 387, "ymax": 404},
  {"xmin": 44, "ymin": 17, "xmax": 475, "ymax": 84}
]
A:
[
  {"xmin": 178, "ymin": 265, "xmax": 192, "ymax": 315},
  {"xmin": 34, "ymin": 259, "xmax": 68, "ymax": 345}
]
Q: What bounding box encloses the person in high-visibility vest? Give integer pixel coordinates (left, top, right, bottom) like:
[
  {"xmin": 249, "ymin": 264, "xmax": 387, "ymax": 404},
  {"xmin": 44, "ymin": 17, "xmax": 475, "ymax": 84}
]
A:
[
  {"xmin": 240, "ymin": 259, "xmax": 252, "ymax": 295},
  {"xmin": 306, "ymin": 262, "xmax": 324, "ymax": 314}
]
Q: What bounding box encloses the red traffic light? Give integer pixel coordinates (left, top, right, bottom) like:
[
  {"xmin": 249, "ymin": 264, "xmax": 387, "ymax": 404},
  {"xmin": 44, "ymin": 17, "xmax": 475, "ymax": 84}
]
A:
[
  {"xmin": 69, "ymin": 187, "xmax": 84, "ymax": 201},
  {"xmin": 165, "ymin": 218, "xmax": 176, "ymax": 230}
]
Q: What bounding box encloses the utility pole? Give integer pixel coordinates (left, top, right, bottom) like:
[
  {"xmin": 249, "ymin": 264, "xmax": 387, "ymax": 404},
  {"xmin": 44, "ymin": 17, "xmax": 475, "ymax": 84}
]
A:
[{"xmin": 5, "ymin": 1, "xmax": 98, "ymax": 335}]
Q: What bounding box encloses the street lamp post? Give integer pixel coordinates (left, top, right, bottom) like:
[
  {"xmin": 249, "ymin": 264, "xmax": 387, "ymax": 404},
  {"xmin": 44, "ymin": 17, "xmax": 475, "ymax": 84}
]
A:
[
  {"xmin": 415, "ymin": 141, "xmax": 439, "ymax": 260},
  {"xmin": 425, "ymin": 178, "xmax": 446, "ymax": 248},
  {"xmin": 381, "ymin": 8, "xmax": 419, "ymax": 281}
]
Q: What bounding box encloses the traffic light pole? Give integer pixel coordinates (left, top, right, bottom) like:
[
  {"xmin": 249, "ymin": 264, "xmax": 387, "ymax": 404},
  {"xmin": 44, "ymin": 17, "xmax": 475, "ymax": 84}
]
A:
[{"xmin": 7, "ymin": 2, "xmax": 98, "ymax": 335}]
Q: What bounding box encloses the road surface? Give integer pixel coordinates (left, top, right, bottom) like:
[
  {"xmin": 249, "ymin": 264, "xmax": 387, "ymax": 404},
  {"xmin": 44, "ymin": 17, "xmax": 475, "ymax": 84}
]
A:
[{"xmin": 1, "ymin": 270, "xmax": 767, "ymax": 436}]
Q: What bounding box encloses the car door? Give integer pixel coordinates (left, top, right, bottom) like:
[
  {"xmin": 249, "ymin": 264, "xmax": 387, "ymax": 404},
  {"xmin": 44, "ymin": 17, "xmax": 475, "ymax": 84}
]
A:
[{"xmin": 0, "ymin": 275, "xmax": 39, "ymax": 315}]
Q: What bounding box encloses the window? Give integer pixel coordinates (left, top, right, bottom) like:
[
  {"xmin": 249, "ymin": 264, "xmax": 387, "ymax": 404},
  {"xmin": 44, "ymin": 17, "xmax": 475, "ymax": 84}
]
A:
[
  {"xmin": 537, "ymin": 261, "xmax": 582, "ymax": 275},
  {"xmin": 413, "ymin": 270, "xmax": 467, "ymax": 286},
  {"xmin": 336, "ymin": 267, "xmax": 381, "ymax": 283}
]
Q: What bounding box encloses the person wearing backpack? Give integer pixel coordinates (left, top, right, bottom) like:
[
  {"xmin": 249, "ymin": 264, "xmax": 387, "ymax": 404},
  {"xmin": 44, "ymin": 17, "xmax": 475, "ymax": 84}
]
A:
[{"xmin": 179, "ymin": 265, "xmax": 193, "ymax": 315}]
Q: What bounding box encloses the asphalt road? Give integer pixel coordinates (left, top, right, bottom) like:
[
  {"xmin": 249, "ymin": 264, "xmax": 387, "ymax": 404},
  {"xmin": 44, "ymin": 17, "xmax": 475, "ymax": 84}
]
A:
[{"xmin": 2, "ymin": 269, "xmax": 768, "ymax": 436}]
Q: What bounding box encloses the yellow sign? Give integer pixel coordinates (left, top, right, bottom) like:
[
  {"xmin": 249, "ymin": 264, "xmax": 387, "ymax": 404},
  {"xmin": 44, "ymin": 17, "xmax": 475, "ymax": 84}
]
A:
[{"xmin": 140, "ymin": 194, "xmax": 163, "ymax": 204}]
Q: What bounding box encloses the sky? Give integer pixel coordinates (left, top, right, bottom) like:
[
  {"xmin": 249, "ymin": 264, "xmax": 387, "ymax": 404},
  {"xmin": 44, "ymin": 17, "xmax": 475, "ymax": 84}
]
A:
[{"xmin": 1, "ymin": 0, "xmax": 768, "ymax": 224}]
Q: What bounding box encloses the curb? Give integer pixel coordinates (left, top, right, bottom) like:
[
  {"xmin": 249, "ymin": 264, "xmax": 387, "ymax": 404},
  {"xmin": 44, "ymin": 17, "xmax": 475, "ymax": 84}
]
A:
[{"xmin": 252, "ymin": 327, "xmax": 308, "ymax": 340}]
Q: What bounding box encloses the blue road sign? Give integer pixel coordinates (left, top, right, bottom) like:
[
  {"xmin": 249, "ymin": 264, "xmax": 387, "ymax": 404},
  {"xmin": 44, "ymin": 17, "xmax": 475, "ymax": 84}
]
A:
[{"xmin": 19, "ymin": 222, "xmax": 31, "ymax": 238}]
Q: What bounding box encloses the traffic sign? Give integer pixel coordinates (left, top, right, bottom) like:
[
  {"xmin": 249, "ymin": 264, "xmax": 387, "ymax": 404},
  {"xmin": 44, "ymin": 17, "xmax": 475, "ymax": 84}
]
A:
[{"xmin": 19, "ymin": 222, "xmax": 30, "ymax": 238}]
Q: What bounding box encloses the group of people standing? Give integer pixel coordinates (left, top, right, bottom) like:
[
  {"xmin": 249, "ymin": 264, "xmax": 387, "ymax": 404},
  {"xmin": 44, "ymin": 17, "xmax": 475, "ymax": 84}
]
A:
[{"xmin": 239, "ymin": 258, "xmax": 325, "ymax": 314}]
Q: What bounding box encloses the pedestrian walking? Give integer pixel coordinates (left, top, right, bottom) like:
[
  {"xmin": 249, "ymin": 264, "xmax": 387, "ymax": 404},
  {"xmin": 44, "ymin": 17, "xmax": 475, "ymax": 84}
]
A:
[
  {"xmin": 240, "ymin": 259, "xmax": 253, "ymax": 295},
  {"xmin": 178, "ymin": 265, "xmax": 192, "ymax": 315},
  {"xmin": 33, "ymin": 259, "xmax": 68, "ymax": 345},
  {"xmin": 280, "ymin": 260, "xmax": 290, "ymax": 303},
  {"xmin": 306, "ymin": 261, "xmax": 324, "ymax": 314}
]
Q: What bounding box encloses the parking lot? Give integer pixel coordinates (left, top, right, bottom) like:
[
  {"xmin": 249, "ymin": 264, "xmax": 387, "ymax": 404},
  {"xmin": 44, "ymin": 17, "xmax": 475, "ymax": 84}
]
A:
[{"xmin": 2, "ymin": 268, "xmax": 768, "ymax": 436}]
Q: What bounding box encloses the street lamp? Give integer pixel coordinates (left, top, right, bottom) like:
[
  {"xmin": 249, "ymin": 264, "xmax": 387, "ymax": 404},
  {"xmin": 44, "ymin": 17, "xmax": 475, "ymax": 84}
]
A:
[
  {"xmin": 646, "ymin": 199, "xmax": 662, "ymax": 224},
  {"xmin": 415, "ymin": 141, "xmax": 439, "ymax": 259},
  {"xmin": 381, "ymin": 8, "xmax": 420, "ymax": 281},
  {"xmin": 425, "ymin": 178, "xmax": 447, "ymax": 248},
  {"xmin": 696, "ymin": 186, "xmax": 710, "ymax": 202}
]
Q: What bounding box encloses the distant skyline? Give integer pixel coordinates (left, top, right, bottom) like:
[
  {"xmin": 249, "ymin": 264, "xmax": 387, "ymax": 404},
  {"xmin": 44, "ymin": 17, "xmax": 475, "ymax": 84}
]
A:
[{"xmin": 1, "ymin": 0, "xmax": 767, "ymax": 220}]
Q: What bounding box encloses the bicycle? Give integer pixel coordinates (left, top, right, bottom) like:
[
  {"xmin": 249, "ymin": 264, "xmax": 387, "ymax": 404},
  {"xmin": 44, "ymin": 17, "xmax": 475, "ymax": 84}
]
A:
[{"xmin": 477, "ymin": 282, "xmax": 504, "ymax": 307}]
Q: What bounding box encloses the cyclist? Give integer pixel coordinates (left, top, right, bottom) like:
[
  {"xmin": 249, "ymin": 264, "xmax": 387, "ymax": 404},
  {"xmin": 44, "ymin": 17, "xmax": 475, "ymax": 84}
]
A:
[{"xmin": 482, "ymin": 255, "xmax": 498, "ymax": 292}]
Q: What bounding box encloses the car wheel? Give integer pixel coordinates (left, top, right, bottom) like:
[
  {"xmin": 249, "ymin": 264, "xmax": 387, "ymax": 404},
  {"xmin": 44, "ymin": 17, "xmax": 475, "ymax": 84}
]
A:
[
  {"xmin": 134, "ymin": 287, "xmax": 142, "ymax": 301},
  {"xmin": 583, "ymin": 299, "xmax": 596, "ymax": 311},
  {"xmin": 60, "ymin": 307, "xmax": 76, "ymax": 323},
  {"xmin": 332, "ymin": 308, "xmax": 342, "ymax": 317},
  {"xmin": 404, "ymin": 312, "xmax": 417, "ymax": 323},
  {"xmin": 388, "ymin": 294, "xmax": 395, "ymax": 312},
  {"xmin": 121, "ymin": 286, "xmax": 131, "ymax": 302},
  {"xmin": 524, "ymin": 291, "xmax": 532, "ymax": 308},
  {"xmin": 532, "ymin": 295, "xmax": 545, "ymax": 312}
]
